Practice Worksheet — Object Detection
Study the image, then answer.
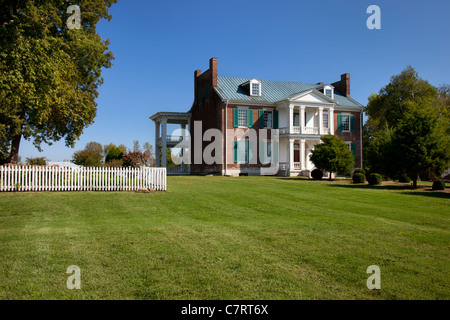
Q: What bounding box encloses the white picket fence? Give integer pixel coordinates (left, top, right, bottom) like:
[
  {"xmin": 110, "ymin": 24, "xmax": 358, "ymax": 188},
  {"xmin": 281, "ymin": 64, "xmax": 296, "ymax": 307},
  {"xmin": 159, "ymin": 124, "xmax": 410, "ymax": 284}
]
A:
[{"xmin": 0, "ymin": 166, "xmax": 167, "ymax": 192}]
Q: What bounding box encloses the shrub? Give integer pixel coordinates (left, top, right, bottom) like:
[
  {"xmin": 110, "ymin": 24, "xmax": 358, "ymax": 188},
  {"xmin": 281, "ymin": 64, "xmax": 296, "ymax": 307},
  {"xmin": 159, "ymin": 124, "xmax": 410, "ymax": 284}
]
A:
[
  {"xmin": 122, "ymin": 151, "xmax": 150, "ymax": 168},
  {"xmin": 432, "ymin": 179, "xmax": 445, "ymax": 190},
  {"xmin": 311, "ymin": 169, "xmax": 323, "ymax": 180},
  {"xmin": 352, "ymin": 173, "xmax": 366, "ymax": 183},
  {"xmin": 353, "ymin": 168, "xmax": 366, "ymax": 176},
  {"xmin": 368, "ymin": 173, "xmax": 382, "ymax": 185},
  {"xmin": 25, "ymin": 157, "xmax": 47, "ymax": 166},
  {"xmin": 398, "ymin": 173, "xmax": 411, "ymax": 183}
]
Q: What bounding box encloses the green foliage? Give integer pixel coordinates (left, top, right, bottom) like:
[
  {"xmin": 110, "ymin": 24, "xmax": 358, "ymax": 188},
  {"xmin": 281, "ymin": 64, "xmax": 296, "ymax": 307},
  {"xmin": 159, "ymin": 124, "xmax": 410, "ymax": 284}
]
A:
[
  {"xmin": 398, "ymin": 173, "xmax": 411, "ymax": 183},
  {"xmin": 105, "ymin": 146, "xmax": 124, "ymax": 163},
  {"xmin": 71, "ymin": 141, "xmax": 103, "ymax": 167},
  {"xmin": 353, "ymin": 168, "xmax": 366, "ymax": 176},
  {"xmin": 104, "ymin": 159, "xmax": 123, "ymax": 167},
  {"xmin": 0, "ymin": 0, "xmax": 117, "ymax": 162},
  {"xmin": 366, "ymin": 66, "xmax": 439, "ymax": 128},
  {"xmin": 432, "ymin": 179, "xmax": 445, "ymax": 191},
  {"xmin": 364, "ymin": 67, "xmax": 450, "ymax": 188},
  {"xmin": 381, "ymin": 108, "xmax": 449, "ymax": 188},
  {"xmin": 311, "ymin": 169, "xmax": 323, "ymax": 180},
  {"xmin": 25, "ymin": 156, "xmax": 47, "ymax": 166},
  {"xmin": 310, "ymin": 134, "xmax": 354, "ymax": 180},
  {"xmin": 352, "ymin": 173, "xmax": 366, "ymax": 183},
  {"xmin": 368, "ymin": 173, "xmax": 382, "ymax": 185}
]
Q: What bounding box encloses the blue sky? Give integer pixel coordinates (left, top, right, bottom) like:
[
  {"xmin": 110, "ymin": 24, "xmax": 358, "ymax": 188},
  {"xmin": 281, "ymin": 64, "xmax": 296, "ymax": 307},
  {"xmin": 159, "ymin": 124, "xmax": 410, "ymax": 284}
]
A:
[{"xmin": 20, "ymin": 0, "xmax": 450, "ymax": 161}]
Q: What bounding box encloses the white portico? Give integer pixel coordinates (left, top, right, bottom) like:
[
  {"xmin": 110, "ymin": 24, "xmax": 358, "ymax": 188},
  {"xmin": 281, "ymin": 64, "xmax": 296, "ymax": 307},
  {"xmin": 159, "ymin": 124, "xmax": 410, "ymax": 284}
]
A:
[
  {"xmin": 150, "ymin": 112, "xmax": 191, "ymax": 174},
  {"xmin": 276, "ymin": 87, "xmax": 335, "ymax": 176}
]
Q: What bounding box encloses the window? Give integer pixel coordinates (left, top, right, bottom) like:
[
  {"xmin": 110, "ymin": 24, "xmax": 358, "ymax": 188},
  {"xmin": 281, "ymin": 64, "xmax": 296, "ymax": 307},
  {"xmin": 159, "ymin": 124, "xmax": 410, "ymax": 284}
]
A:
[
  {"xmin": 267, "ymin": 142, "xmax": 272, "ymax": 158},
  {"xmin": 238, "ymin": 109, "xmax": 248, "ymax": 127},
  {"xmin": 234, "ymin": 138, "xmax": 250, "ymax": 164},
  {"xmin": 325, "ymin": 89, "xmax": 332, "ymax": 98},
  {"xmin": 293, "ymin": 113, "xmax": 300, "ymax": 126},
  {"xmin": 323, "ymin": 113, "xmax": 329, "ymax": 128},
  {"xmin": 341, "ymin": 115, "xmax": 350, "ymax": 132},
  {"xmin": 263, "ymin": 110, "xmax": 272, "ymax": 128},
  {"xmin": 251, "ymin": 83, "xmax": 260, "ymax": 96}
]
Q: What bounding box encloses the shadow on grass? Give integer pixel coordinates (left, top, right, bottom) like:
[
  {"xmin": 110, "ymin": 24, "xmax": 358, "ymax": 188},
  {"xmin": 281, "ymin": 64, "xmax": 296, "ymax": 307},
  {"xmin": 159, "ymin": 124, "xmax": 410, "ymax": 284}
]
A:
[{"xmin": 327, "ymin": 183, "xmax": 450, "ymax": 199}]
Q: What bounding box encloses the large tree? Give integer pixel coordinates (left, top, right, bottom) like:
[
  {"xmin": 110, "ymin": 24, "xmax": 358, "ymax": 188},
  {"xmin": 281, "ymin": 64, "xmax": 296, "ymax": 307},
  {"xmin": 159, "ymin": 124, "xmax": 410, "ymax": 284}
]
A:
[
  {"xmin": 0, "ymin": 0, "xmax": 117, "ymax": 163},
  {"xmin": 364, "ymin": 67, "xmax": 450, "ymax": 180},
  {"xmin": 380, "ymin": 108, "xmax": 449, "ymax": 188},
  {"xmin": 310, "ymin": 134, "xmax": 354, "ymax": 180}
]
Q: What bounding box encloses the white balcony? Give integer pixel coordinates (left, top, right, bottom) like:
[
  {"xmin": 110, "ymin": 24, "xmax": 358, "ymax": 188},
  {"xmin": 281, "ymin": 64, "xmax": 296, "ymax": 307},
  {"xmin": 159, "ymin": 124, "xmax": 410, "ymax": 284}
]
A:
[{"xmin": 304, "ymin": 127, "xmax": 319, "ymax": 134}]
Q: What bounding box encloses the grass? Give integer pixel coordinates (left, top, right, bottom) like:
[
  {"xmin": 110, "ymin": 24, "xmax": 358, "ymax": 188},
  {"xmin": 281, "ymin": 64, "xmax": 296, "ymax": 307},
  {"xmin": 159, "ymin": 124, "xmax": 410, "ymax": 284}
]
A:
[{"xmin": 0, "ymin": 176, "xmax": 448, "ymax": 300}]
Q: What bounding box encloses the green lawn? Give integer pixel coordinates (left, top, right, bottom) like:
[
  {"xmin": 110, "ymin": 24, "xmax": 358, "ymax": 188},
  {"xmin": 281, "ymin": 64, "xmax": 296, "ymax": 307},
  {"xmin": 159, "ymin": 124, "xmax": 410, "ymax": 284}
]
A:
[{"xmin": 0, "ymin": 176, "xmax": 448, "ymax": 300}]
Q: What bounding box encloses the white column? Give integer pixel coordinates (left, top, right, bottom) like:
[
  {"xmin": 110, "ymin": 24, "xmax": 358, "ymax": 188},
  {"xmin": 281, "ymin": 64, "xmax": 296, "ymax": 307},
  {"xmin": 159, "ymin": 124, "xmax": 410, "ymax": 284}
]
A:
[
  {"xmin": 329, "ymin": 108, "xmax": 334, "ymax": 134},
  {"xmin": 155, "ymin": 121, "xmax": 160, "ymax": 167},
  {"xmin": 300, "ymin": 106, "xmax": 305, "ymax": 134},
  {"xmin": 300, "ymin": 139, "xmax": 306, "ymax": 170},
  {"xmin": 161, "ymin": 119, "xmax": 167, "ymax": 168},
  {"xmin": 318, "ymin": 107, "xmax": 323, "ymax": 135},
  {"xmin": 288, "ymin": 104, "xmax": 294, "ymax": 134},
  {"xmin": 289, "ymin": 138, "xmax": 294, "ymax": 173}
]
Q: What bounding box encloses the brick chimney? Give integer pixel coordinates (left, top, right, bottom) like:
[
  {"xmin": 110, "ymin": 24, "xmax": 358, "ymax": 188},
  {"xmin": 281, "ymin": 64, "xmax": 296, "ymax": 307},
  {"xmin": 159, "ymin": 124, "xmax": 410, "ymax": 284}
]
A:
[
  {"xmin": 332, "ymin": 73, "xmax": 350, "ymax": 97},
  {"xmin": 316, "ymin": 82, "xmax": 324, "ymax": 85},
  {"xmin": 209, "ymin": 57, "xmax": 218, "ymax": 87}
]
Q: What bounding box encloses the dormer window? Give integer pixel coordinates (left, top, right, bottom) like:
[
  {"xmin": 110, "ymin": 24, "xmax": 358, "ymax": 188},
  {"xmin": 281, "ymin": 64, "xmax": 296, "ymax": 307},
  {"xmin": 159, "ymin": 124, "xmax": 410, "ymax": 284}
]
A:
[
  {"xmin": 323, "ymin": 85, "xmax": 334, "ymax": 99},
  {"xmin": 249, "ymin": 79, "xmax": 261, "ymax": 96},
  {"xmin": 251, "ymin": 83, "xmax": 260, "ymax": 96}
]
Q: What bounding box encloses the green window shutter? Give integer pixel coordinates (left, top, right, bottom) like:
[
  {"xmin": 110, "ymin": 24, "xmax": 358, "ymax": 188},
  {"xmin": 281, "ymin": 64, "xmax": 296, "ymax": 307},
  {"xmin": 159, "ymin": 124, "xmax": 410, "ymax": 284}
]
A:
[
  {"xmin": 305, "ymin": 112, "xmax": 307, "ymax": 126},
  {"xmin": 233, "ymin": 108, "xmax": 239, "ymax": 127},
  {"xmin": 273, "ymin": 110, "xmax": 279, "ymax": 129},
  {"xmin": 338, "ymin": 115, "xmax": 343, "ymax": 131},
  {"xmin": 198, "ymin": 89, "xmax": 202, "ymax": 104},
  {"xmin": 258, "ymin": 110, "xmax": 264, "ymax": 128},
  {"xmin": 350, "ymin": 115, "xmax": 355, "ymax": 132},
  {"xmin": 248, "ymin": 140, "xmax": 254, "ymax": 163},
  {"xmin": 233, "ymin": 141, "xmax": 238, "ymax": 163},
  {"xmin": 248, "ymin": 109, "xmax": 253, "ymax": 128},
  {"xmin": 351, "ymin": 143, "xmax": 356, "ymax": 159}
]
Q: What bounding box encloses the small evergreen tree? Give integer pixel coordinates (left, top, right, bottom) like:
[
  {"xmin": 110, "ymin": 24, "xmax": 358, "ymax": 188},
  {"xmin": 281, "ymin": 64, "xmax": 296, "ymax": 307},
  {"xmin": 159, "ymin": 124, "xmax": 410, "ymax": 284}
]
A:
[{"xmin": 310, "ymin": 135, "xmax": 354, "ymax": 180}]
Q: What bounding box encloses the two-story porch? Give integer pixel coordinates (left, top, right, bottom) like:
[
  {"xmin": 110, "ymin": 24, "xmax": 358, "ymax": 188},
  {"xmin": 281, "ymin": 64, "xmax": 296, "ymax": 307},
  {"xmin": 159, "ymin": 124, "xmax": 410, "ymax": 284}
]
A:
[{"xmin": 276, "ymin": 90, "xmax": 336, "ymax": 177}]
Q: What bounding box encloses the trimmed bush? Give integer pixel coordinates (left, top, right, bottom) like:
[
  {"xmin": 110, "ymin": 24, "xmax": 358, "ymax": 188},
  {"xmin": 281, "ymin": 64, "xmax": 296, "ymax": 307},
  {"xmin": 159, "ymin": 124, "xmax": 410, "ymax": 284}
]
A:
[
  {"xmin": 368, "ymin": 173, "xmax": 382, "ymax": 185},
  {"xmin": 352, "ymin": 173, "xmax": 366, "ymax": 183},
  {"xmin": 398, "ymin": 174, "xmax": 411, "ymax": 183},
  {"xmin": 353, "ymin": 168, "xmax": 366, "ymax": 176},
  {"xmin": 432, "ymin": 179, "xmax": 445, "ymax": 191},
  {"xmin": 311, "ymin": 169, "xmax": 323, "ymax": 180}
]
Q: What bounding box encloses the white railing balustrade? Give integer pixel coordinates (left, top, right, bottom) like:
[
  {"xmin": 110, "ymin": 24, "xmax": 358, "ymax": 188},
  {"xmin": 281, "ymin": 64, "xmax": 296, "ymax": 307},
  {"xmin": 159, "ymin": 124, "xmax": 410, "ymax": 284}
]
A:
[{"xmin": 0, "ymin": 166, "xmax": 167, "ymax": 192}]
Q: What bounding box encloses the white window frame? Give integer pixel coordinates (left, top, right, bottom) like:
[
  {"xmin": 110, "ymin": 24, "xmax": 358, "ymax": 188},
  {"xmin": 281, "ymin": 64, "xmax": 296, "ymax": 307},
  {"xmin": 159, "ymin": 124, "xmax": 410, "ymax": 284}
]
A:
[
  {"xmin": 323, "ymin": 112, "xmax": 329, "ymax": 129},
  {"xmin": 323, "ymin": 85, "xmax": 334, "ymax": 100},
  {"xmin": 249, "ymin": 79, "xmax": 261, "ymax": 96},
  {"xmin": 341, "ymin": 114, "xmax": 350, "ymax": 132},
  {"xmin": 238, "ymin": 107, "xmax": 248, "ymax": 128}
]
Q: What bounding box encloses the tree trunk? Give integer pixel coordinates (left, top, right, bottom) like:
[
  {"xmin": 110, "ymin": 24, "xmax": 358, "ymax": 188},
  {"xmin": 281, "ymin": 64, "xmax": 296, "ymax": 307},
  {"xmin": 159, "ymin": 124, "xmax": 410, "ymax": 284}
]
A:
[
  {"xmin": 329, "ymin": 171, "xmax": 332, "ymax": 181},
  {"xmin": 412, "ymin": 179, "xmax": 417, "ymax": 189},
  {"xmin": 9, "ymin": 133, "xmax": 21, "ymax": 164}
]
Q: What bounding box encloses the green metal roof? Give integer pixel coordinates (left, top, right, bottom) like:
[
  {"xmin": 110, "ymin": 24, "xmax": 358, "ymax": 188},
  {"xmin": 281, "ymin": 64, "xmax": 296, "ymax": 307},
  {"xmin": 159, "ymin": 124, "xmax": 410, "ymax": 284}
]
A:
[{"xmin": 214, "ymin": 76, "xmax": 363, "ymax": 108}]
